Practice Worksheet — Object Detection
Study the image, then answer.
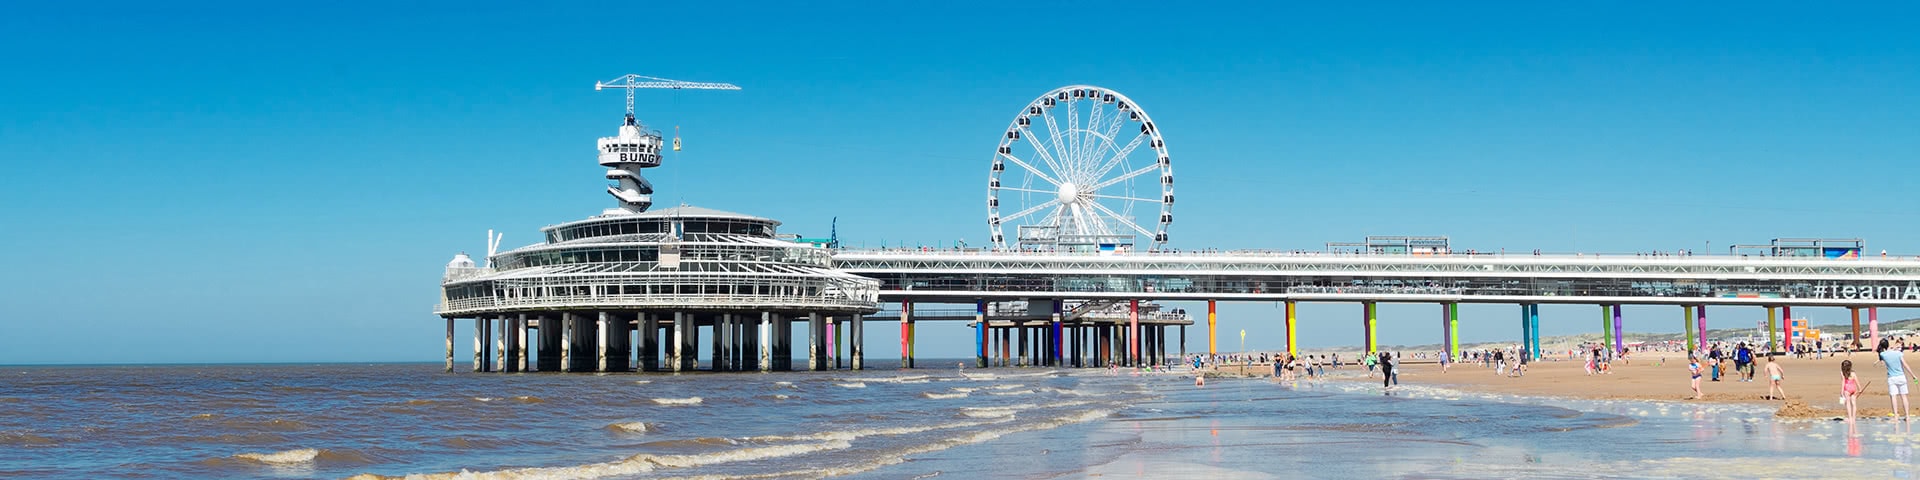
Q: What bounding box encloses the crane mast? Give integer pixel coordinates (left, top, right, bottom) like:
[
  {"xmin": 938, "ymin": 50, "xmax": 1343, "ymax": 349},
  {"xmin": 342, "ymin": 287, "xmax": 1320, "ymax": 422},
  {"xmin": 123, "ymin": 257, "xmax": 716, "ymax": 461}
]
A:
[{"xmin": 592, "ymin": 74, "xmax": 740, "ymax": 214}]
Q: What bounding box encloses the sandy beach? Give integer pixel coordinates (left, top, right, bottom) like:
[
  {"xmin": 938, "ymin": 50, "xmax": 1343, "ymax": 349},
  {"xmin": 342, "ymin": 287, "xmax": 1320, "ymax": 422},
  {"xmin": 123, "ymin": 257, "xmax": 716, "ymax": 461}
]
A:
[{"xmin": 1351, "ymin": 350, "xmax": 1920, "ymax": 420}]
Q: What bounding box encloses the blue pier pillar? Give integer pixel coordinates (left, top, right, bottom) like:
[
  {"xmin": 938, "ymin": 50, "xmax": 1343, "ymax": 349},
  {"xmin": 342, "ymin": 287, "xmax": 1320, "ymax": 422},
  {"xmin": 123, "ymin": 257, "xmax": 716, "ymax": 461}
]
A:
[
  {"xmin": 1051, "ymin": 299, "xmax": 1065, "ymax": 367},
  {"xmin": 1519, "ymin": 304, "xmax": 1531, "ymax": 359},
  {"xmin": 975, "ymin": 300, "xmax": 989, "ymax": 368},
  {"xmin": 1527, "ymin": 304, "xmax": 1541, "ymax": 360}
]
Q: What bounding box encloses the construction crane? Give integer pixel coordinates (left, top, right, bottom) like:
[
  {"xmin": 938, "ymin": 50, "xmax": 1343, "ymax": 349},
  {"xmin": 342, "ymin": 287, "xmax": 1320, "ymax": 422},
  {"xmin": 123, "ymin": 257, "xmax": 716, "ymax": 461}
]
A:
[{"xmin": 593, "ymin": 74, "xmax": 742, "ymax": 119}]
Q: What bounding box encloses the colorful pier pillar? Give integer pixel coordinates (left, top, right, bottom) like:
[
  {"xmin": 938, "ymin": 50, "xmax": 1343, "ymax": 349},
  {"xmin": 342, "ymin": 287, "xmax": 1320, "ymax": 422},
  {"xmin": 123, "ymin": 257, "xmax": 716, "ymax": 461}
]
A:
[
  {"xmin": 1695, "ymin": 305, "xmax": 1708, "ymax": 353},
  {"xmin": 1051, "ymin": 300, "xmax": 1064, "ymax": 367},
  {"xmin": 1766, "ymin": 306, "xmax": 1779, "ymax": 354},
  {"xmin": 1612, "ymin": 304, "xmax": 1624, "ymax": 354},
  {"xmin": 900, "ymin": 299, "xmax": 914, "ymax": 368},
  {"xmin": 1527, "ymin": 304, "xmax": 1541, "ymax": 359},
  {"xmin": 1363, "ymin": 301, "xmax": 1378, "ymax": 353},
  {"xmin": 1782, "ymin": 305, "xmax": 1794, "ymax": 353},
  {"xmin": 1285, "ymin": 301, "xmax": 1297, "ymax": 356},
  {"xmin": 1207, "ymin": 300, "xmax": 1217, "ymax": 355},
  {"xmin": 1871, "ymin": 307, "xmax": 1882, "ymax": 347},
  {"xmin": 1450, "ymin": 302, "xmax": 1462, "ymax": 360},
  {"xmin": 1683, "ymin": 306, "xmax": 1696, "ymax": 352},
  {"xmin": 1129, "ymin": 299, "xmax": 1141, "ymax": 363},
  {"xmin": 1519, "ymin": 304, "xmax": 1532, "ymax": 358},
  {"xmin": 974, "ymin": 299, "xmax": 988, "ymax": 368},
  {"xmin": 1851, "ymin": 307, "xmax": 1863, "ymax": 351},
  {"xmin": 1599, "ymin": 305, "xmax": 1612, "ymax": 352}
]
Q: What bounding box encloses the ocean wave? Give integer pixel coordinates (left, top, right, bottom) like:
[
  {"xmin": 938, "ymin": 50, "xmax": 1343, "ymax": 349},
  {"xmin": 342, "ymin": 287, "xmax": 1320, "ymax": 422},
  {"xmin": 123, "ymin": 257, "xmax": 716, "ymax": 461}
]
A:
[
  {"xmin": 751, "ymin": 417, "xmax": 1010, "ymax": 443},
  {"xmin": 234, "ymin": 448, "xmax": 319, "ymax": 465},
  {"xmin": 362, "ymin": 440, "xmax": 852, "ymax": 479},
  {"xmin": 511, "ymin": 396, "xmax": 545, "ymax": 404},
  {"xmin": 472, "ymin": 397, "xmax": 497, "ymax": 402},
  {"xmin": 606, "ymin": 422, "xmax": 654, "ymax": 434},
  {"xmin": 233, "ymin": 447, "xmax": 376, "ymax": 466},
  {"xmin": 637, "ymin": 436, "xmax": 738, "ymax": 449},
  {"xmin": 651, "ymin": 397, "xmax": 703, "ymax": 406},
  {"xmin": 835, "ymin": 382, "xmax": 867, "ymax": 389},
  {"xmin": 633, "ymin": 380, "xmax": 651, "ymax": 384},
  {"xmin": 921, "ymin": 392, "xmax": 969, "ymax": 400},
  {"xmin": 860, "ymin": 375, "xmax": 932, "ymax": 384},
  {"xmin": 986, "ymin": 390, "xmax": 1034, "ymax": 396},
  {"xmin": 989, "ymin": 384, "xmax": 1024, "ymax": 390}
]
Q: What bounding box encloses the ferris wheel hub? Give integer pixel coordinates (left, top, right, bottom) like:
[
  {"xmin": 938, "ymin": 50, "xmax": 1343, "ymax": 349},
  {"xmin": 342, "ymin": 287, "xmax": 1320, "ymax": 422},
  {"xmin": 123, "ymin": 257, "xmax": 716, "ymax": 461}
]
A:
[{"xmin": 1058, "ymin": 183, "xmax": 1081, "ymax": 205}]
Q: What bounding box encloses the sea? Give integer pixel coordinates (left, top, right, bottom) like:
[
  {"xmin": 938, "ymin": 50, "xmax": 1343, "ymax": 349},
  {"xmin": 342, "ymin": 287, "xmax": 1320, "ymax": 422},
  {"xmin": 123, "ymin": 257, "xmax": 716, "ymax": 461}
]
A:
[{"xmin": 1, "ymin": 360, "xmax": 1914, "ymax": 479}]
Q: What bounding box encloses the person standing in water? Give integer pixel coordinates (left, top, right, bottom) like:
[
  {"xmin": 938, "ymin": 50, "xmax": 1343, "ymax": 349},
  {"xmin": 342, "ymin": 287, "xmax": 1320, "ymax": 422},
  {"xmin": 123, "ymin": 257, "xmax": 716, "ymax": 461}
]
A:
[
  {"xmin": 1765, "ymin": 356, "xmax": 1787, "ymax": 400},
  {"xmin": 1688, "ymin": 354, "xmax": 1703, "ymax": 400},
  {"xmin": 1879, "ymin": 339, "xmax": 1916, "ymax": 421},
  {"xmin": 1380, "ymin": 351, "xmax": 1397, "ymax": 388},
  {"xmin": 1842, "ymin": 360, "xmax": 1862, "ymax": 423}
]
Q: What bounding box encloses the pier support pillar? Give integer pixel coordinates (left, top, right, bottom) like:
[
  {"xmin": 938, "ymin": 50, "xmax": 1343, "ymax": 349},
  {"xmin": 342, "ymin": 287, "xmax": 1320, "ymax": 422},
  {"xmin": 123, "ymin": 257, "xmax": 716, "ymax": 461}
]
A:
[
  {"xmin": 1207, "ymin": 300, "xmax": 1217, "ymax": 355},
  {"xmin": 1441, "ymin": 304, "xmax": 1454, "ymax": 360},
  {"xmin": 808, "ymin": 313, "xmax": 824, "ymax": 371},
  {"xmin": 444, "ymin": 318, "xmax": 455, "ymax": 373},
  {"xmin": 900, "ymin": 300, "xmax": 914, "ymax": 369},
  {"xmin": 638, "ymin": 313, "xmax": 658, "ymax": 372},
  {"xmin": 1017, "ymin": 323, "xmax": 1029, "ymax": 366},
  {"xmin": 473, "ymin": 318, "xmax": 485, "ymax": 372},
  {"xmin": 1362, "ymin": 302, "xmax": 1378, "ymax": 354},
  {"xmin": 597, "ymin": 312, "xmax": 611, "ymax": 372},
  {"xmin": 1051, "ymin": 300, "xmax": 1064, "ymax": 367},
  {"xmin": 1612, "ymin": 304, "xmax": 1624, "ymax": 355},
  {"xmin": 1696, "ymin": 305, "xmax": 1708, "ymax": 354},
  {"xmin": 1871, "ymin": 307, "xmax": 1881, "ymax": 347},
  {"xmin": 1766, "ymin": 306, "xmax": 1779, "ymax": 354},
  {"xmin": 1450, "ymin": 303, "xmax": 1462, "ymax": 360},
  {"xmin": 1285, "ymin": 301, "xmax": 1298, "ymax": 356},
  {"xmin": 851, "ymin": 314, "xmax": 865, "ymax": 370},
  {"xmin": 538, "ymin": 315, "xmax": 562, "ymax": 372},
  {"xmin": 832, "ymin": 317, "xmax": 842, "ymax": 370},
  {"xmin": 776, "ymin": 313, "xmax": 794, "ymax": 371},
  {"xmin": 758, "ymin": 312, "xmax": 773, "ymax": 372},
  {"xmin": 1599, "ymin": 305, "xmax": 1613, "ymax": 355},
  {"xmin": 1528, "ymin": 304, "xmax": 1541, "ymax": 360},
  {"xmin": 671, "ymin": 312, "xmax": 689, "ymax": 372},
  {"xmin": 1852, "ymin": 307, "xmax": 1863, "ymax": 351},
  {"xmin": 1129, "ymin": 299, "xmax": 1142, "ymax": 366},
  {"xmin": 560, "ymin": 312, "xmax": 575, "ymax": 372},
  {"xmin": 516, "ymin": 314, "xmax": 529, "ymax": 372},
  {"xmin": 1684, "ymin": 306, "xmax": 1696, "ymax": 352},
  {"xmin": 712, "ymin": 314, "xmax": 726, "ymax": 371},
  {"xmin": 975, "ymin": 300, "xmax": 989, "ymax": 368},
  {"xmin": 1782, "ymin": 305, "xmax": 1795, "ymax": 353}
]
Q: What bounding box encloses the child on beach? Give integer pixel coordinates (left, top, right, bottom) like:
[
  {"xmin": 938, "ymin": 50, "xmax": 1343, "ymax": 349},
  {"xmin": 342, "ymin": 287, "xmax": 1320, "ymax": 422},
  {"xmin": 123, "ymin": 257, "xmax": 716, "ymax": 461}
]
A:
[
  {"xmin": 1688, "ymin": 355, "xmax": 1703, "ymax": 400},
  {"xmin": 1878, "ymin": 339, "xmax": 1916, "ymax": 421},
  {"xmin": 1842, "ymin": 360, "xmax": 1861, "ymax": 422},
  {"xmin": 1765, "ymin": 356, "xmax": 1787, "ymax": 400}
]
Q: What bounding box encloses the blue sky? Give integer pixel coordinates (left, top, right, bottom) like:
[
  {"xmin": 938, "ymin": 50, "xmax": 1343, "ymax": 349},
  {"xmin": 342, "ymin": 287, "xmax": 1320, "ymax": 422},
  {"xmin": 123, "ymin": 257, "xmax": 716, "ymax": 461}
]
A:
[{"xmin": 3, "ymin": 2, "xmax": 1917, "ymax": 363}]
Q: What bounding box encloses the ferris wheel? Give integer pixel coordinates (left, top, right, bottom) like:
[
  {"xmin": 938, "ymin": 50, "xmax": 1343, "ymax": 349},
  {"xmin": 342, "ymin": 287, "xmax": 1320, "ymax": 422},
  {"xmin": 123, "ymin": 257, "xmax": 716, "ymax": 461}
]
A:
[{"xmin": 988, "ymin": 85, "xmax": 1173, "ymax": 251}]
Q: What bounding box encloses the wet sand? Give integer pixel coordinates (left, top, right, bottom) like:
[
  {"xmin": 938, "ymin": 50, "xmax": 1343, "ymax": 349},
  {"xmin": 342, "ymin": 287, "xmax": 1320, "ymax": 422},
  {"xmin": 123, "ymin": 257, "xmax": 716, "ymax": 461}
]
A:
[{"xmin": 1372, "ymin": 350, "xmax": 1920, "ymax": 419}]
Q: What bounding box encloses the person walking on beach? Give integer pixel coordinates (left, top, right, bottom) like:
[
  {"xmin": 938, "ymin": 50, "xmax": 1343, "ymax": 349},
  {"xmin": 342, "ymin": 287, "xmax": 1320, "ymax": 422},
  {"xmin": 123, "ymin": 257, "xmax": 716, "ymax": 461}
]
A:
[
  {"xmin": 1842, "ymin": 360, "xmax": 1862, "ymax": 423},
  {"xmin": 1688, "ymin": 354, "xmax": 1704, "ymax": 400},
  {"xmin": 1364, "ymin": 353, "xmax": 1378, "ymax": 378},
  {"xmin": 1765, "ymin": 356, "xmax": 1787, "ymax": 400},
  {"xmin": 1879, "ymin": 339, "xmax": 1917, "ymax": 421}
]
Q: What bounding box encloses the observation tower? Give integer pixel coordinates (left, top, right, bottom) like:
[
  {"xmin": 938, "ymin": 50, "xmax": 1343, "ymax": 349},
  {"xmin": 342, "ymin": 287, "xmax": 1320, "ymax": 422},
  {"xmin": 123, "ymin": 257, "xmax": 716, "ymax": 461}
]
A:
[{"xmin": 436, "ymin": 75, "xmax": 880, "ymax": 374}]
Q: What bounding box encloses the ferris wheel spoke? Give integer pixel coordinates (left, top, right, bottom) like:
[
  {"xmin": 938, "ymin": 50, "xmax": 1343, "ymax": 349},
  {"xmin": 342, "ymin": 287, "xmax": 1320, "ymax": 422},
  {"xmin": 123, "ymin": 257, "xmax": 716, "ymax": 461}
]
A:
[
  {"xmin": 998, "ymin": 152, "xmax": 1062, "ymax": 186},
  {"xmin": 1088, "ymin": 201, "xmax": 1158, "ymax": 238},
  {"xmin": 1040, "ymin": 108, "xmax": 1070, "ymax": 176},
  {"xmin": 996, "ymin": 186, "xmax": 1055, "ymax": 195},
  {"xmin": 1091, "ymin": 163, "xmax": 1163, "ymax": 191},
  {"xmin": 1064, "ymin": 99, "xmax": 1081, "ymax": 169},
  {"xmin": 1000, "ymin": 198, "xmax": 1062, "ymax": 223},
  {"xmin": 1089, "ymin": 193, "xmax": 1159, "ymax": 203},
  {"xmin": 1089, "ymin": 133, "xmax": 1147, "ymax": 183},
  {"xmin": 1018, "ymin": 126, "xmax": 1067, "ymax": 177}
]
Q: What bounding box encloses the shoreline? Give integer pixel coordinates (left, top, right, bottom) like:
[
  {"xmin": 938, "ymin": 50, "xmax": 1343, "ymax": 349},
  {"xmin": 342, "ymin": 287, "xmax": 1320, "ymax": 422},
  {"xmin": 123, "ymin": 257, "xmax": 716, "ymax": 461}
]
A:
[{"xmin": 1295, "ymin": 350, "xmax": 1914, "ymax": 420}]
